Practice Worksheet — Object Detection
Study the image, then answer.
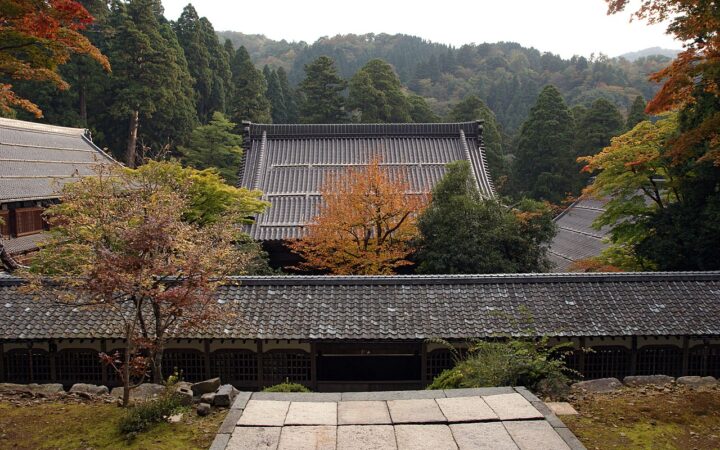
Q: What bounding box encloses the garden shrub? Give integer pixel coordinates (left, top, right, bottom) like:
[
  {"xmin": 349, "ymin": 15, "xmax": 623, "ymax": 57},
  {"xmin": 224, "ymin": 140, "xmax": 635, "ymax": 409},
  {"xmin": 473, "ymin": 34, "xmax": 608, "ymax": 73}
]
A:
[
  {"xmin": 118, "ymin": 390, "xmax": 184, "ymax": 436},
  {"xmin": 263, "ymin": 380, "xmax": 311, "ymax": 392}
]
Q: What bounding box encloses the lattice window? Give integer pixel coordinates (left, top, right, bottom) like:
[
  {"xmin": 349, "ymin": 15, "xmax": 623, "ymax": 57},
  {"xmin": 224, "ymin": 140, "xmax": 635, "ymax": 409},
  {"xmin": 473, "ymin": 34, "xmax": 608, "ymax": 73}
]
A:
[
  {"xmin": 427, "ymin": 349, "xmax": 455, "ymax": 380},
  {"xmin": 14, "ymin": 207, "xmax": 44, "ymax": 236},
  {"xmin": 637, "ymin": 345, "xmax": 682, "ymax": 377},
  {"xmin": 585, "ymin": 346, "xmax": 631, "ymax": 379},
  {"xmin": 211, "ymin": 350, "xmax": 257, "ymax": 384},
  {"xmin": 3, "ymin": 349, "xmax": 51, "ymax": 383},
  {"xmin": 57, "ymin": 349, "xmax": 103, "ymax": 384},
  {"xmin": 262, "ymin": 351, "xmax": 311, "ymax": 385},
  {"xmin": 689, "ymin": 345, "xmax": 720, "ymax": 377},
  {"xmin": 0, "ymin": 210, "xmax": 9, "ymax": 237},
  {"xmin": 162, "ymin": 350, "xmax": 205, "ymax": 382}
]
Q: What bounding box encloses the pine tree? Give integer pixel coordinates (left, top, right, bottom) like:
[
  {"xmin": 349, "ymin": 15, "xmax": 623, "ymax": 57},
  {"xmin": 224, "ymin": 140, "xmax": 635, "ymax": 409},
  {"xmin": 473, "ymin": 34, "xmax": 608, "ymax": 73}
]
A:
[
  {"xmin": 575, "ymin": 98, "xmax": 625, "ymax": 157},
  {"xmin": 626, "ymin": 95, "xmax": 648, "ymax": 130},
  {"xmin": 228, "ymin": 46, "xmax": 271, "ymax": 123},
  {"xmin": 264, "ymin": 65, "xmax": 287, "ymax": 123},
  {"xmin": 348, "ymin": 59, "xmax": 411, "ymax": 123},
  {"xmin": 513, "ymin": 85, "xmax": 577, "ymax": 203},
  {"xmin": 447, "ymin": 95, "xmax": 508, "ymax": 184},
  {"xmin": 277, "ymin": 67, "xmax": 299, "ymax": 123},
  {"xmin": 298, "ymin": 56, "xmax": 347, "ymax": 123},
  {"xmin": 178, "ymin": 112, "xmax": 243, "ymax": 184}
]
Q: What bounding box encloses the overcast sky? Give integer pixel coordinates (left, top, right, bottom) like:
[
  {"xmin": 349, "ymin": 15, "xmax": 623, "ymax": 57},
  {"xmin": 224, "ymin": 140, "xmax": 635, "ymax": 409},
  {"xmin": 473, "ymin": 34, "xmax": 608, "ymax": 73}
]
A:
[{"xmin": 160, "ymin": 0, "xmax": 680, "ymax": 58}]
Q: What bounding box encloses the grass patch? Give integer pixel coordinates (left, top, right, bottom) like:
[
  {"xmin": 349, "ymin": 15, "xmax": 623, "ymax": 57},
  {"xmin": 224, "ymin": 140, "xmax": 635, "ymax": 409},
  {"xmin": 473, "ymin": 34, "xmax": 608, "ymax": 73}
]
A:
[
  {"xmin": 263, "ymin": 381, "xmax": 311, "ymax": 392},
  {"xmin": 0, "ymin": 401, "xmax": 225, "ymax": 450}
]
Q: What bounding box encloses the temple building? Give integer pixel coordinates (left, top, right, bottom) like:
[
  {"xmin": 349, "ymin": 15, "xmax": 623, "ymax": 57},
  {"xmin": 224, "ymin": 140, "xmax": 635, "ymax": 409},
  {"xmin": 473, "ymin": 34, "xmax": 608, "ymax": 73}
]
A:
[
  {"xmin": 238, "ymin": 121, "xmax": 495, "ymax": 267},
  {"xmin": 548, "ymin": 197, "xmax": 609, "ymax": 271}
]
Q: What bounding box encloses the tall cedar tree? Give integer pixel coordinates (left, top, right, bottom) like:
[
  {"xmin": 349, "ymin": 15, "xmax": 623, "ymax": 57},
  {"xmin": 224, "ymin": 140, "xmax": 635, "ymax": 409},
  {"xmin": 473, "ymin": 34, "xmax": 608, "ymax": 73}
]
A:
[
  {"xmin": 228, "ymin": 46, "xmax": 271, "ymax": 123},
  {"xmin": 178, "ymin": 112, "xmax": 244, "ymax": 184},
  {"xmin": 277, "ymin": 67, "xmax": 299, "ymax": 122},
  {"xmin": 25, "ymin": 161, "xmax": 269, "ymax": 404},
  {"xmin": 513, "ymin": 85, "xmax": 578, "ymax": 203},
  {"xmin": 289, "ymin": 158, "xmax": 428, "ymax": 274},
  {"xmin": 298, "ymin": 56, "xmax": 347, "ymax": 123},
  {"xmin": 105, "ymin": 0, "xmax": 197, "ymax": 167},
  {"xmin": 0, "ymin": 0, "xmax": 109, "ymax": 117},
  {"xmin": 174, "ymin": 4, "xmax": 232, "ymax": 123},
  {"xmin": 407, "ymin": 94, "xmax": 440, "ymax": 123},
  {"xmin": 264, "ymin": 65, "xmax": 287, "ymax": 123},
  {"xmin": 447, "ymin": 95, "xmax": 508, "ymax": 185},
  {"xmin": 575, "ymin": 98, "xmax": 625, "ymax": 157},
  {"xmin": 348, "ymin": 59, "xmax": 412, "ymax": 123},
  {"xmin": 626, "ymin": 95, "xmax": 648, "ymax": 130},
  {"xmin": 416, "ymin": 161, "xmax": 555, "ymax": 274}
]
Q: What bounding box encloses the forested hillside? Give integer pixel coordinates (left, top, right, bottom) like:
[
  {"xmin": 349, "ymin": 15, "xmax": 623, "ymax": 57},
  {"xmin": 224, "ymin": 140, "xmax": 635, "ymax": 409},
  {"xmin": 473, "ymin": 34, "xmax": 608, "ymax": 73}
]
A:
[{"xmin": 218, "ymin": 31, "xmax": 670, "ymax": 131}]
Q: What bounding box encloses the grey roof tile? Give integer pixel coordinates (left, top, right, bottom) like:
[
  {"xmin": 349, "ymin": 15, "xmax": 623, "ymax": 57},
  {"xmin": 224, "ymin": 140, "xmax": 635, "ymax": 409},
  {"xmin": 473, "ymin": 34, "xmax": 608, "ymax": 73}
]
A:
[{"xmin": 548, "ymin": 198, "xmax": 610, "ymax": 271}]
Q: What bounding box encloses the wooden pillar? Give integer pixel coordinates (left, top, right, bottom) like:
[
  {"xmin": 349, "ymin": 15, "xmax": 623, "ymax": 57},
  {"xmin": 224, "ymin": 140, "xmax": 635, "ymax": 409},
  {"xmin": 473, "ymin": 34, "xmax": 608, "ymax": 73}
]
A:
[
  {"xmin": 578, "ymin": 337, "xmax": 587, "ymax": 376},
  {"xmin": 49, "ymin": 340, "xmax": 58, "ymax": 382},
  {"xmin": 26, "ymin": 342, "xmax": 34, "ymax": 383},
  {"xmin": 702, "ymin": 339, "xmax": 710, "ymax": 375},
  {"xmin": 203, "ymin": 340, "xmax": 212, "ymax": 380},
  {"xmin": 630, "ymin": 336, "xmax": 638, "ymax": 376},
  {"xmin": 0, "ymin": 342, "xmax": 5, "ymax": 382},
  {"xmin": 99, "ymin": 339, "xmax": 107, "ymax": 385},
  {"xmin": 256, "ymin": 340, "xmax": 264, "ymax": 390},
  {"xmin": 681, "ymin": 336, "xmax": 690, "ymax": 376},
  {"xmin": 420, "ymin": 342, "xmax": 428, "ymax": 387},
  {"xmin": 310, "ymin": 342, "xmax": 318, "ymax": 391}
]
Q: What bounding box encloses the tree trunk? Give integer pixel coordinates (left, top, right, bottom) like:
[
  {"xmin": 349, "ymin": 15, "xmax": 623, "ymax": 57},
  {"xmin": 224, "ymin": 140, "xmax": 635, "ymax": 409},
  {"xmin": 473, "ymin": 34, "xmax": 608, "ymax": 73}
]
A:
[
  {"xmin": 122, "ymin": 340, "xmax": 131, "ymax": 407},
  {"xmin": 125, "ymin": 110, "xmax": 139, "ymax": 168},
  {"xmin": 152, "ymin": 348, "xmax": 164, "ymax": 384}
]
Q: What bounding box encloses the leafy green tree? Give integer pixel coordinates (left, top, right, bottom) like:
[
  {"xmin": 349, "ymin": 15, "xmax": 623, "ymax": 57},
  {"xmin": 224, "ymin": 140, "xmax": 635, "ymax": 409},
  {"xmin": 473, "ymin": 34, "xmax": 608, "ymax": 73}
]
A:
[
  {"xmin": 264, "ymin": 65, "xmax": 287, "ymax": 123},
  {"xmin": 277, "ymin": 67, "xmax": 299, "ymax": 123},
  {"xmin": 407, "ymin": 95, "xmax": 439, "ymax": 123},
  {"xmin": 448, "ymin": 95, "xmax": 508, "ymax": 184},
  {"xmin": 626, "ymin": 95, "xmax": 648, "ymax": 130},
  {"xmin": 513, "ymin": 85, "xmax": 578, "ymax": 203},
  {"xmin": 178, "ymin": 112, "xmax": 244, "ymax": 184},
  {"xmin": 298, "ymin": 56, "xmax": 347, "ymax": 123},
  {"xmin": 575, "ymin": 98, "xmax": 625, "ymax": 157},
  {"xmin": 228, "ymin": 45, "xmax": 271, "ymax": 123},
  {"xmin": 347, "ymin": 59, "xmax": 411, "ymax": 123},
  {"xmin": 416, "ymin": 161, "xmax": 555, "ymax": 274}
]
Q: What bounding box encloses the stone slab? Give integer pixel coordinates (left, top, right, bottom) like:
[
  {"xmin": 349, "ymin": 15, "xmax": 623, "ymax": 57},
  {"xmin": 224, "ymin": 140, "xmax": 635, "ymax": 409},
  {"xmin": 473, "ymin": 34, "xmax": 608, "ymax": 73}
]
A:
[
  {"xmin": 443, "ymin": 387, "xmax": 514, "ymax": 398},
  {"xmin": 555, "ymin": 427, "xmax": 588, "ymax": 450},
  {"xmin": 209, "ymin": 433, "xmax": 231, "ymax": 450},
  {"xmin": 232, "ymin": 391, "xmax": 252, "ymax": 410},
  {"xmin": 677, "ymin": 375, "xmax": 718, "ymax": 388},
  {"xmin": 252, "ymin": 392, "xmax": 342, "ymax": 402},
  {"xmin": 338, "ymin": 400, "xmax": 392, "ymax": 425},
  {"xmin": 394, "ymin": 424, "xmax": 458, "ymax": 450},
  {"xmin": 513, "ymin": 386, "xmax": 540, "ymax": 402},
  {"xmin": 482, "ymin": 393, "xmax": 543, "ymax": 420},
  {"xmin": 435, "ymin": 397, "xmax": 498, "ymax": 423},
  {"xmin": 545, "ymin": 402, "xmax": 578, "ymax": 416},
  {"xmin": 504, "ymin": 421, "xmax": 571, "ymax": 450},
  {"xmin": 337, "ymin": 425, "xmax": 397, "ymax": 450},
  {"xmin": 226, "ymin": 426, "xmax": 281, "ymax": 450},
  {"xmin": 284, "ymin": 401, "xmax": 337, "ymax": 426},
  {"xmin": 219, "ymin": 409, "xmax": 245, "ymax": 434},
  {"xmin": 571, "ymin": 378, "xmax": 622, "ymax": 394},
  {"xmin": 237, "ymin": 400, "xmax": 290, "ymax": 426},
  {"xmin": 387, "ymin": 399, "xmax": 447, "ymax": 424},
  {"xmin": 449, "ymin": 422, "xmax": 519, "ymax": 450},
  {"xmin": 623, "ymin": 375, "xmax": 674, "ymax": 387},
  {"xmin": 342, "ymin": 390, "xmax": 446, "ymax": 401},
  {"xmin": 277, "ymin": 425, "xmax": 336, "ymax": 450}
]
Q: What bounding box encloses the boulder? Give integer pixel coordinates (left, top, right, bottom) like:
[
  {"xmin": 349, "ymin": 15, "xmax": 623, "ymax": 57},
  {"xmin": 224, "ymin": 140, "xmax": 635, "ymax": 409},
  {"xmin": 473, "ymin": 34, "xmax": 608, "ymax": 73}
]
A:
[
  {"xmin": 213, "ymin": 384, "xmax": 239, "ymax": 407},
  {"xmin": 200, "ymin": 392, "xmax": 216, "ymax": 404},
  {"xmin": 111, "ymin": 383, "xmax": 166, "ymax": 401},
  {"xmin": 69, "ymin": 383, "xmax": 109, "ymax": 396},
  {"xmin": 535, "ymin": 377, "xmax": 571, "ymax": 400},
  {"xmin": 0, "ymin": 383, "xmax": 30, "ymax": 394},
  {"xmin": 191, "ymin": 378, "xmax": 221, "ymax": 396},
  {"xmin": 676, "ymin": 376, "xmax": 718, "ymax": 388},
  {"xmin": 174, "ymin": 385, "xmax": 194, "ymax": 406},
  {"xmin": 29, "ymin": 383, "xmax": 64, "ymax": 395},
  {"xmin": 196, "ymin": 402, "xmax": 212, "ymax": 416},
  {"xmin": 571, "ymin": 378, "xmax": 623, "ymax": 394},
  {"xmin": 623, "ymin": 375, "xmax": 674, "ymax": 387}
]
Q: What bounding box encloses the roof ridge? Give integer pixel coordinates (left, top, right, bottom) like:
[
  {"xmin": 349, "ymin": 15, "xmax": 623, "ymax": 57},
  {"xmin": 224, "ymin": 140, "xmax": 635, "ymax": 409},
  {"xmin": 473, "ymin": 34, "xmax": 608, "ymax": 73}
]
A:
[
  {"xmin": 243, "ymin": 121, "xmax": 483, "ymax": 138},
  {"xmin": 0, "ymin": 117, "xmax": 86, "ymax": 136}
]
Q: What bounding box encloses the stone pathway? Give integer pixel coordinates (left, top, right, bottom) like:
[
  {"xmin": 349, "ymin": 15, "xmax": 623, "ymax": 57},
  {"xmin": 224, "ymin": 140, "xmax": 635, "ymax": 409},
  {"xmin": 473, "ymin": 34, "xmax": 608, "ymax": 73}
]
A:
[{"xmin": 211, "ymin": 387, "xmax": 585, "ymax": 450}]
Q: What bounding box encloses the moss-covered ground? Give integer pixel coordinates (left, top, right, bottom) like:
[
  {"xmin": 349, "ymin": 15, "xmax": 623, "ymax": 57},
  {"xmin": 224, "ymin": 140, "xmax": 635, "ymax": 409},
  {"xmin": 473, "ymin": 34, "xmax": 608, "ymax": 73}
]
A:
[
  {"xmin": 563, "ymin": 385, "xmax": 720, "ymax": 449},
  {"xmin": 0, "ymin": 401, "xmax": 225, "ymax": 449}
]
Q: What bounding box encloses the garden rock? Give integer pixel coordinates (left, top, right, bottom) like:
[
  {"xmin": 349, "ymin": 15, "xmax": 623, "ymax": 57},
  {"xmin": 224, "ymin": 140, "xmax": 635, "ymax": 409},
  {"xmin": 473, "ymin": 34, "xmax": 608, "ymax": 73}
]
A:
[
  {"xmin": 174, "ymin": 385, "xmax": 194, "ymax": 406},
  {"xmin": 191, "ymin": 378, "xmax": 221, "ymax": 396},
  {"xmin": 213, "ymin": 384, "xmax": 239, "ymax": 407},
  {"xmin": 677, "ymin": 376, "xmax": 718, "ymax": 388},
  {"xmin": 535, "ymin": 377, "xmax": 570, "ymax": 400},
  {"xmin": 201, "ymin": 392, "xmax": 216, "ymax": 404},
  {"xmin": 69, "ymin": 383, "xmax": 109, "ymax": 396},
  {"xmin": 25, "ymin": 384, "xmax": 64, "ymax": 396},
  {"xmin": 571, "ymin": 378, "xmax": 623, "ymax": 394},
  {"xmin": 197, "ymin": 402, "xmax": 212, "ymax": 416},
  {"xmin": 623, "ymin": 375, "xmax": 674, "ymax": 387},
  {"xmin": 111, "ymin": 383, "xmax": 165, "ymax": 401}
]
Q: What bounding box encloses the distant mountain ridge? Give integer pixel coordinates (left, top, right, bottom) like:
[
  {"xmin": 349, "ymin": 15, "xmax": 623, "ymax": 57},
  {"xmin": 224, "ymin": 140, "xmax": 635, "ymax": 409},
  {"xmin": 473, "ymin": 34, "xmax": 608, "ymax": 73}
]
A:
[{"xmin": 619, "ymin": 47, "xmax": 681, "ymax": 61}]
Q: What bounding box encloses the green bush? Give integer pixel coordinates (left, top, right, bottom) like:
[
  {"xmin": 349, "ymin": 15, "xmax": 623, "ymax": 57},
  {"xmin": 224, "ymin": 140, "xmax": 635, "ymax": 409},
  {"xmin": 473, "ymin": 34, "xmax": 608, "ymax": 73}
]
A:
[
  {"xmin": 263, "ymin": 380, "xmax": 311, "ymax": 393},
  {"xmin": 426, "ymin": 338, "xmax": 576, "ymax": 394},
  {"xmin": 118, "ymin": 391, "xmax": 184, "ymax": 437}
]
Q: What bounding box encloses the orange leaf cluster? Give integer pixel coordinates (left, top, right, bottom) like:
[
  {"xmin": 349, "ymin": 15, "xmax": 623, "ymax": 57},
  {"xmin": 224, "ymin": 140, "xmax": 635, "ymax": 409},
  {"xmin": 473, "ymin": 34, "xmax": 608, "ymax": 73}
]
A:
[
  {"xmin": 0, "ymin": 0, "xmax": 110, "ymax": 117},
  {"xmin": 289, "ymin": 157, "xmax": 428, "ymax": 275}
]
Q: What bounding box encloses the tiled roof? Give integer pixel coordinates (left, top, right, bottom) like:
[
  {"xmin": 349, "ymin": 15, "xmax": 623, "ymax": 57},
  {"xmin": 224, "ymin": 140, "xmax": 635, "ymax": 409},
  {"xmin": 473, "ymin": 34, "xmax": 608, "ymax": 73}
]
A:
[
  {"xmin": 548, "ymin": 198, "xmax": 609, "ymax": 271},
  {"xmin": 0, "ymin": 117, "xmax": 116, "ymax": 202},
  {"xmin": 238, "ymin": 122, "xmax": 495, "ymax": 241},
  {"xmin": 1, "ymin": 271, "xmax": 719, "ymax": 340},
  {"xmin": 0, "ymin": 232, "xmax": 46, "ymax": 255}
]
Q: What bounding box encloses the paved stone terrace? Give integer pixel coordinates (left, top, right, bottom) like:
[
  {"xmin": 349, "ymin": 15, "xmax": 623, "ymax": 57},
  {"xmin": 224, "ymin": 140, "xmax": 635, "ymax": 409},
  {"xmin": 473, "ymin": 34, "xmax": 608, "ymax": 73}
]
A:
[{"xmin": 210, "ymin": 387, "xmax": 585, "ymax": 449}]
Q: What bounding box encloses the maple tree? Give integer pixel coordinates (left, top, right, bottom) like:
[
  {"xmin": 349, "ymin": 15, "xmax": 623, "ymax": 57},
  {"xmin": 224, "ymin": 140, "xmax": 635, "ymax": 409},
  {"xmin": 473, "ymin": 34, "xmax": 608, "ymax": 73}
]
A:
[
  {"xmin": 24, "ymin": 161, "xmax": 268, "ymax": 405},
  {"xmin": 289, "ymin": 157, "xmax": 428, "ymax": 275},
  {"xmin": 0, "ymin": 0, "xmax": 109, "ymax": 117}
]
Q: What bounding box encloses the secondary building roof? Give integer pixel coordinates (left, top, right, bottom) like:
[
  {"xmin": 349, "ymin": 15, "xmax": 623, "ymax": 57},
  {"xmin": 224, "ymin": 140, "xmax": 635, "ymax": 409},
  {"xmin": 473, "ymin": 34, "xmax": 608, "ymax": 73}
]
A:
[
  {"xmin": 0, "ymin": 117, "xmax": 116, "ymax": 203},
  {"xmin": 548, "ymin": 197, "xmax": 609, "ymax": 271},
  {"xmin": 1, "ymin": 271, "xmax": 718, "ymax": 341},
  {"xmin": 238, "ymin": 122, "xmax": 495, "ymax": 241}
]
